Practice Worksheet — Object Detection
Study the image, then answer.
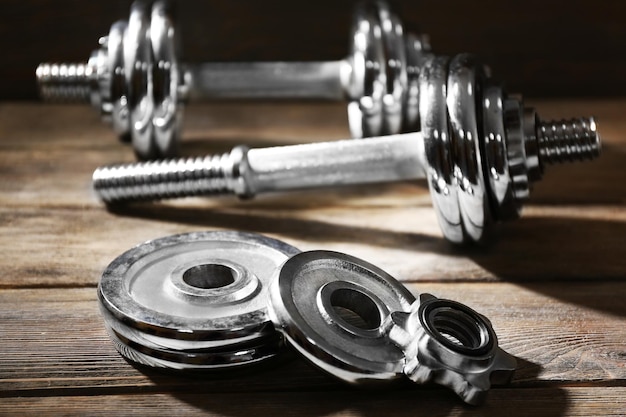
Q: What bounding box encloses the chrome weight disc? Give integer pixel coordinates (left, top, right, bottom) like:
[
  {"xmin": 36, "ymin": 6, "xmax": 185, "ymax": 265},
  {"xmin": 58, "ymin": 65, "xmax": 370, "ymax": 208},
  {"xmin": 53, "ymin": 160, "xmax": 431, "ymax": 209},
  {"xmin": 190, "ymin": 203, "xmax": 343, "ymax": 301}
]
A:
[
  {"xmin": 105, "ymin": 321, "xmax": 283, "ymax": 371},
  {"xmin": 99, "ymin": 230, "xmax": 300, "ymax": 369},
  {"xmin": 269, "ymin": 250, "xmax": 415, "ymax": 385}
]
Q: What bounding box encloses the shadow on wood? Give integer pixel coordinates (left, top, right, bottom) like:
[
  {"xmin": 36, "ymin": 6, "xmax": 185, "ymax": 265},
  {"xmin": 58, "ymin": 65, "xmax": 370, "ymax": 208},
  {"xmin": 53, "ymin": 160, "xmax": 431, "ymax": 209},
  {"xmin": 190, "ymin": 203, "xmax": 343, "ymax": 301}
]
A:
[
  {"xmin": 138, "ymin": 353, "xmax": 550, "ymax": 417},
  {"xmin": 106, "ymin": 203, "xmax": 448, "ymax": 252}
]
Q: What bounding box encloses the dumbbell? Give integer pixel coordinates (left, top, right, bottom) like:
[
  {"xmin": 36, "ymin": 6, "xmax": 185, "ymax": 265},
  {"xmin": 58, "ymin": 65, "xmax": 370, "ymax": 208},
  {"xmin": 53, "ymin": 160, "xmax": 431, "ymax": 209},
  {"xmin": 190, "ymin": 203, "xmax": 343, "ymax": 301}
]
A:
[
  {"xmin": 92, "ymin": 54, "xmax": 601, "ymax": 244},
  {"xmin": 36, "ymin": 1, "xmax": 432, "ymax": 159}
]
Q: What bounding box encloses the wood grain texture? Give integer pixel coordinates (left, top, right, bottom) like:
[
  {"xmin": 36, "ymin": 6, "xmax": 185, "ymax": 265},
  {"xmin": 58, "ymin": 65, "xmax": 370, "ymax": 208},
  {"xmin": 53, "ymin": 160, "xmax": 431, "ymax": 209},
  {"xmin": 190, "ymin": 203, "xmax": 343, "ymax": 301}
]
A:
[
  {"xmin": 1, "ymin": 101, "xmax": 623, "ymax": 208},
  {"xmin": 1, "ymin": 388, "xmax": 625, "ymax": 417},
  {"xmin": 0, "ymin": 101, "xmax": 624, "ymax": 416},
  {"xmin": 0, "ymin": 102, "xmax": 624, "ymax": 287},
  {"xmin": 2, "ymin": 204, "xmax": 626, "ymax": 288},
  {"xmin": 0, "ymin": 283, "xmax": 624, "ymax": 394},
  {"xmin": 2, "ymin": 0, "xmax": 626, "ymax": 99}
]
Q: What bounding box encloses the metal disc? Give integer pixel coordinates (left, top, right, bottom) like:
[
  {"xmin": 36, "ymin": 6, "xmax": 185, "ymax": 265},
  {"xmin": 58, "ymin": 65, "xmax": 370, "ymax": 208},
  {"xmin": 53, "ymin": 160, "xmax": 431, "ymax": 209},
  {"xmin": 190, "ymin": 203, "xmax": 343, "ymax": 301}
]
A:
[
  {"xmin": 104, "ymin": 319, "xmax": 283, "ymax": 371},
  {"xmin": 107, "ymin": 20, "xmax": 130, "ymax": 139},
  {"xmin": 100, "ymin": 303, "xmax": 277, "ymax": 352},
  {"xmin": 125, "ymin": 1, "xmax": 155, "ymax": 159},
  {"xmin": 403, "ymin": 33, "xmax": 429, "ymax": 133},
  {"xmin": 99, "ymin": 231, "xmax": 300, "ymax": 342},
  {"xmin": 269, "ymin": 250, "xmax": 415, "ymax": 385},
  {"xmin": 150, "ymin": 0, "xmax": 181, "ymax": 157},
  {"xmin": 481, "ymin": 84, "xmax": 520, "ymax": 221},
  {"xmin": 375, "ymin": 1, "xmax": 407, "ymax": 135},
  {"xmin": 446, "ymin": 54, "xmax": 493, "ymax": 242},
  {"xmin": 346, "ymin": 3, "xmax": 385, "ymax": 138},
  {"xmin": 419, "ymin": 55, "xmax": 463, "ymax": 243}
]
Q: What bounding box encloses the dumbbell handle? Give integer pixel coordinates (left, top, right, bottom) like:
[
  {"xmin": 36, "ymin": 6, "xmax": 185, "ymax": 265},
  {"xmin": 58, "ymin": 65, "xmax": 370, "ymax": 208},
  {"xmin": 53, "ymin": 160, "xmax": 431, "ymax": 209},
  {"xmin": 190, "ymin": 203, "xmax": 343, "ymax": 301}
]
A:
[
  {"xmin": 186, "ymin": 60, "xmax": 349, "ymax": 101},
  {"xmin": 36, "ymin": 60, "xmax": 350, "ymax": 102},
  {"xmin": 93, "ymin": 133, "xmax": 425, "ymax": 202}
]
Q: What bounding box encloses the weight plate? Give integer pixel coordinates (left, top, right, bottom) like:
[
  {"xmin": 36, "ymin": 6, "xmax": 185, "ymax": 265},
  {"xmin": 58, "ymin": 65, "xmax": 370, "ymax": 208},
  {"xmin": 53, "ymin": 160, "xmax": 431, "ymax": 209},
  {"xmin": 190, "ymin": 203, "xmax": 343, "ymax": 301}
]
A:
[
  {"xmin": 269, "ymin": 250, "xmax": 415, "ymax": 385},
  {"xmin": 446, "ymin": 54, "xmax": 493, "ymax": 242},
  {"xmin": 99, "ymin": 231, "xmax": 300, "ymax": 342},
  {"xmin": 375, "ymin": 1, "xmax": 407, "ymax": 135},
  {"xmin": 107, "ymin": 20, "xmax": 130, "ymax": 139},
  {"xmin": 105, "ymin": 322, "xmax": 283, "ymax": 371},
  {"xmin": 150, "ymin": 0, "xmax": 181, "ymax": 157},
  {"xmin": 100, "ymin": 300, "xmax": 280, "ymax": 352},
  {"xmin": 419, "ymin": 55, "xmax": 463, "ymax": 243},
  {"xmin": 481, "ymin": 84, "xmax": 521, "ymax": 221},
  {"xmin": 125, "ymin": 1, "xmax": 155, "ymax": 159},
  {"xmin": 347, "ymin": 3, "xmax": 385, "ymax": 138}
]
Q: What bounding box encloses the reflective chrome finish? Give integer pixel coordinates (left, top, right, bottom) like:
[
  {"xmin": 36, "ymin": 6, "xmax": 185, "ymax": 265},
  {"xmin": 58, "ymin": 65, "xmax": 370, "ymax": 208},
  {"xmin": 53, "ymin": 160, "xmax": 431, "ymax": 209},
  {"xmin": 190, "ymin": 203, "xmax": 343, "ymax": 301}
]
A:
[
  {"xmin": 188, "ymin": 61, "xmax": 346, "ymax": 101},
  {"xmin": 481, "ymin": 84, "xmax": 517, "ymax": 221},
  {"xmin": 100, "ymin": 233, "xmax": 515, "ymax": 403},
  {"xmin": 345, "ymin": 3, "xmax": 386, "ymax": 138},
  {"xmin": 93, "ymin": 133, "xmax": 425, "ymax": 202},
  {"xmin": 151, "ymin": 0, "xmax": 182, "ymax": 157},
  {"xmin": 385, "ymin": 293, "xmax": 516, "ymax": 405},
  {"xmin": 105, "ymin": 21, "xmax": 131, "ymax": 139},
  {"xmin": 36, "ymin": 0, "xmax": 433, "ymax": 158},
  {"xmin": 125, "ymin": 2, "xmax": 155, "ymax": 158},
  {"xmin": 98, "ymin": 230, "xmax": 299, "ymax": 369},
  {"xmin": 420, "ymin": 56, "xmax": 463, "ymax": 242},
  {"xmin": 93, "ymin": 53, "xmax": 601, "ymax": 244},
  {"xmin": 268, "ymin": 250, "xmax": 514, "ymax": 404},
  {"xmin": 377, "ymin": 1, "xmax": 408, "ymax": 136},
  {"xmin": 446, "ymin": 54, "xmax": 491, "ymax": 242},
  {"xmin": 269, "ymin": 250, "xmax": 416, "ymax": 385}
]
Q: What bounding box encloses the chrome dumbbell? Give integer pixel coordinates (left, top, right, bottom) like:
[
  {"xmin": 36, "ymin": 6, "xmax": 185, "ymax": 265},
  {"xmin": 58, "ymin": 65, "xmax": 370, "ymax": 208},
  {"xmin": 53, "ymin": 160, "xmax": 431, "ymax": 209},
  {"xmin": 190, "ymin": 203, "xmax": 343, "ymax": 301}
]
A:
[
  {"xmin": 36, "ymin": 0, "xmax": 432, "ymax": 159},
  {"xmin": 92, "ymin": 54, "xmax": 601, "ymax": 244}
]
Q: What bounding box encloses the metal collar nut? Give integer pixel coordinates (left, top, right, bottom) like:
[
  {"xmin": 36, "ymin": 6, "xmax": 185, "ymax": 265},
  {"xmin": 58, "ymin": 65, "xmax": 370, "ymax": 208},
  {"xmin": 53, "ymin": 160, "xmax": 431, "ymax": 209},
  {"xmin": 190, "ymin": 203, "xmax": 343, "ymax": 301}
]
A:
[{"xmin": 385, "ymin": 293, "xmax": 516, "ymax": 405}]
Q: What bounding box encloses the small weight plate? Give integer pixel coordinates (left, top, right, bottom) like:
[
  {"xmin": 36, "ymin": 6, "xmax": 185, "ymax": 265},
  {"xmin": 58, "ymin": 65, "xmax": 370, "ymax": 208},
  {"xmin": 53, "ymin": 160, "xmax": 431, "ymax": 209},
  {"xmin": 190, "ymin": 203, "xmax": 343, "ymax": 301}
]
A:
[
  {"xmin": 125, "ymin": 1, "xmax": 155, "ymax": 159},
  {"xmin": 100, "ymin": 299, "xmax": 280, "ymax": 352},
  {"xmin": 347, "ymin": 3, "xmax": 385, "ymax": 138},
  {"xmin": 150, "ymin": 0, "xmax": 182, "ymax": 157},
  {"xmin": 481, "ymin": 84, "xmax": 521, "ymax": 221},
  {"xmin": 269, "ymin": 250, "xmax": 415, "ymax": 385},
  {"xmin": 99, "ymin": 231, "xmax": 300, "ymax": 342},
  {"xmin": 375, "ymin": 1, "xmax": 407, "ymax": 135},
  {"xmin": 419, "ymin": 55, "xmax": 464, "ymax": 243},
  {"xmin": 105, "ymin": 322, "xmax": 283, "ymax": 371},
  {"xmin": 107, "ymin": 20, "xmax": 130, "ymax": 139},
  {"xmin": 446, "ymin": 54, "xmax": 493, "ymax": 242}
]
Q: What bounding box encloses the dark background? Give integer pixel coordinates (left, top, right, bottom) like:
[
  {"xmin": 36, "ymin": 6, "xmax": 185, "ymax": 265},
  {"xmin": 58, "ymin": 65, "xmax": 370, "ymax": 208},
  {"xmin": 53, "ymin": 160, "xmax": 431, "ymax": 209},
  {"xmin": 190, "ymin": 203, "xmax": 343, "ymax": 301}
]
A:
[{"xmin": 3, "ymin": 0, "xmax": 626, "ymax": 100}]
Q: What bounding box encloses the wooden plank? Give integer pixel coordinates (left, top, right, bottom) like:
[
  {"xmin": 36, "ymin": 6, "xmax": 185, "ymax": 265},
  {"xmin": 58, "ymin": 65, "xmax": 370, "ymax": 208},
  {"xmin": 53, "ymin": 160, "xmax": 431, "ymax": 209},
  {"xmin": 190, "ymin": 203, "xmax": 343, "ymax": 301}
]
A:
[
  {"xmin": 0, "ymin": 99, "xmax": 623, "ymax": 417},
  {"xmin": 1, "ymin": 203, "xmax": 624, "ymax": 288},
  {"xmin": 0, "ymin": 101, "xmax": 624, "ymax": 288},
  {"xmin": 1, "ymin": 387, "xmax": 625, "ymax": 417},
  {"xmin": 1, "ymin": 202, "xmax": 625, "ymax": 288},
  {"xmin": 0, "ymin": 283, "xmax": 624, "ymax": 394},
  {"xmin": 0, "ymin": 102, "xmax": 351, "ymax": 208},
  {"xmin": 0, "ymin": 101, "xmax": 624, "ymax": 208}
]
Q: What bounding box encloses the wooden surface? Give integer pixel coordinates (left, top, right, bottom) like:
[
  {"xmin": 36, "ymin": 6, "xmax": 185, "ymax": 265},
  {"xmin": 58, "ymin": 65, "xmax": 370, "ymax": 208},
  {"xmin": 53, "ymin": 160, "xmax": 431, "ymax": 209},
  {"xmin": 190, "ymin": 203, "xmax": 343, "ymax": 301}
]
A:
[
  {"xmin": 3, "ymin": 0, "xmax": 626, "ymax": 100},
  {"xmin": 0, "ymin": 100, "xmax": 625, "ymax": 416}
]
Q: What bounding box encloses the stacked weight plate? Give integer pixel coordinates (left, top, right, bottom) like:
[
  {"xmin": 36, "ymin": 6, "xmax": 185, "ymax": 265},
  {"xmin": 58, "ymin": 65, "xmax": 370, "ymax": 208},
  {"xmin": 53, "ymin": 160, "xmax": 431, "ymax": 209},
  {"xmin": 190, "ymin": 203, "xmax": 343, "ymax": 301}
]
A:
[
  {"xmin": 99, "ymin": 230, "xmax": 515, "ymax": 404},
  {"xmin": 98, "ymin": 231, "xmax": 300, "ymax": 370}
]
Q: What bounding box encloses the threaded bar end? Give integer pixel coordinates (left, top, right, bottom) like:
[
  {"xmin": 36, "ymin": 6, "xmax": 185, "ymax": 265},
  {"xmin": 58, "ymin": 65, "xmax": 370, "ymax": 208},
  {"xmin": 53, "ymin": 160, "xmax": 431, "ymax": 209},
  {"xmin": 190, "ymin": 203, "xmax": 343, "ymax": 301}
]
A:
[
  {"xmin": 36, "ymin": 63, "xmax": 92, "ymax": 102},
  {"xmin": 537, "ymin": 117, "xmax": 600, "ymax": 165},
  {"xmin": 93, "ymin": 152, "xmax": 242, "ymax": 203}
]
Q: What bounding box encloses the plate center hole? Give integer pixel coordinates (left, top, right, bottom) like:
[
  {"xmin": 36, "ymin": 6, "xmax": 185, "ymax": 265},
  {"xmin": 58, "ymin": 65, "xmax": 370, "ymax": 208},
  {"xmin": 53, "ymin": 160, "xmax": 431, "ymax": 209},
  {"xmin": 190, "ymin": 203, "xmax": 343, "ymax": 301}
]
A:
[
  {"xmin": 183, "ymin": 263, "xmax": 236, "ymax": 289},
  {"xmin": 431, "ymin": 308, "xmax": 485, "ymax": 349},
  {"xmin": 330, "ymin": 288, "xmax": 381, "ymax": 330}
]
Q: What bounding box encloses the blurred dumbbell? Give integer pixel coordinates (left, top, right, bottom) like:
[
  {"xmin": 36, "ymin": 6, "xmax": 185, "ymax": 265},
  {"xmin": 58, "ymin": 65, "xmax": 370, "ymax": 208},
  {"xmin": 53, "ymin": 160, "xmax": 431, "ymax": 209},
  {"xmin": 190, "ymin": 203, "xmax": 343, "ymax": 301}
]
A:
[{"xmin": 36, "ymin": 1, "xmax": 432, "ymax": 159}]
